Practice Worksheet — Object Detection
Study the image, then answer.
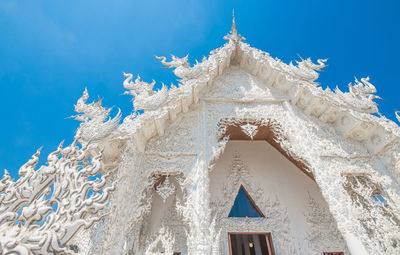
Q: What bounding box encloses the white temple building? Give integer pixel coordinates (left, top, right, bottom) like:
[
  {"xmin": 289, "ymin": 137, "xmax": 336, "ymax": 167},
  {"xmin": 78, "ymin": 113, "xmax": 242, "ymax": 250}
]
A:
[{"xmin": 1, "ymin": 15, "xmax": 400, "ymax": 255}]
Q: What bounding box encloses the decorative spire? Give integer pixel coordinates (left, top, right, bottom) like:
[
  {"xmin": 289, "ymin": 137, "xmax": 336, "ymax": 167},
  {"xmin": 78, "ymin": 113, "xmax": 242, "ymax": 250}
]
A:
[
  {"xmin": 224, "ymin": 9, "xmax": 245, "ymax": 42},
  {"xmin": 231, "ymin": 9, "xmax": 237, "ymax": 37}
]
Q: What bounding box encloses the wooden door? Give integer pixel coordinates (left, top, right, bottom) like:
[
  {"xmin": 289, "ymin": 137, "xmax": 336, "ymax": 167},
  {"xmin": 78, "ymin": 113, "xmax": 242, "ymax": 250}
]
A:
[{"xmin": 228, "ymin": 232, "xmax": 275, "ymax": 255}]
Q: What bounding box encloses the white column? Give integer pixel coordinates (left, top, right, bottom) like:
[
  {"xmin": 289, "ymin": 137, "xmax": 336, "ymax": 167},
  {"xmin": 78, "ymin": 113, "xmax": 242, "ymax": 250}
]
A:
[
  {"xmin": 187, "ymin": 100, "xmax": 213, "ymax": 254},
  {"xmin": 343, "ymin": 232, "xmax": 369, "ymax": 255},
  {"xmin": 186, "ymin": 158, "xmax": 212, "ymax": 255}
]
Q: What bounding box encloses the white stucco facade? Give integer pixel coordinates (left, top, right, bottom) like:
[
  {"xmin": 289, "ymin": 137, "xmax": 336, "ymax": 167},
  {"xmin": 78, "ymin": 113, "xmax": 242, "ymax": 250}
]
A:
[
  {"xmin": 2, "ymin": 16, "xmax": 400, "ymax": 255},
  {"xmin": 125, "ymin": 140, "xmax": 353, "ymax": 254},
  {"xmin": 210, "ymin": 141, "xmax": 348, "ymax": 254}
]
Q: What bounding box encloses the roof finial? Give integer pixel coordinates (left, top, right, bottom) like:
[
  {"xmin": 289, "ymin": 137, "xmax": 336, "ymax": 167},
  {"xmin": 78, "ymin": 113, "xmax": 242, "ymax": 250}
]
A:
[
  {"xmin": 224, "ymin": 9, "xmax": 245, "ymax": 42},
  {"xmin": 231, "ymin": 9, "xmax": 237, "ymax": 36}
]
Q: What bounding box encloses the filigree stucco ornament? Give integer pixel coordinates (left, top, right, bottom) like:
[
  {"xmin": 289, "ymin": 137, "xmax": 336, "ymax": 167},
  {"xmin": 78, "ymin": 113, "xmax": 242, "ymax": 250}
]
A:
[
  {"xmin": 123, "ymin": 72, "xmax": 169, "ymax": 111},
  {"xmin": 211, "ymin": 152, "xmax": 296, "ymax": 254},
  {"xmin": 0, "ymin": 139, "xmax": 114, "ymax": 255},
  {"xmin": 155, "ymin": 54, "xmax": 206, "ymax": 80},
  {"xmin": 156, "ymin": 176, "xmax": 176, "ymax": 203},
  {"xmin": 240, "ymin": 123, "xmax": 259, "ymax": 140},
  {"xmin": 335, "ymin": 76, "xmax": 381, "ymax": 113},
  {"xmin": 144, "ymin": 225, "xmax": 175, "ymax": 255},
  {"xmin": 292, "ymin": 57, "xmax": 327, "ymax": 82},
  {"xmin": 106, "ymin": 15, "xmax": 400, "ymax": 254},
  {"xmin": 176, "ymin": 159, "xmax": 219, "ymax": 254},
  {"xmin": 269, "ymin": 57, "xmax": 327, "ymax": 84},
  {"xmin": 305, "ymin": 194, "xmax": 349, "ymax": 255},
  {"xmin": 73, "ymin": 88, "xmax": 121, "ymax": 145},
  {"xmin": 342, "ymin": 174, "xmax": 400, "ymax": 254}
]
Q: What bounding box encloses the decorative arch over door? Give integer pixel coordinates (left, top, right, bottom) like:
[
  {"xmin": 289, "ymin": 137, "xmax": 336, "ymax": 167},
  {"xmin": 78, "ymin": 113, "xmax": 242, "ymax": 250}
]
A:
[{"xmin": 209, "ymin": 116, "xmax": 350, "ymax": 254}]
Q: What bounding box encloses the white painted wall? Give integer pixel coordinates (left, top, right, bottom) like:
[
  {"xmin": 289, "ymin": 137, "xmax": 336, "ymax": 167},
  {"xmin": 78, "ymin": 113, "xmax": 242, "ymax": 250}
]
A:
[{"xmin": 210, "ymin": 141, "xmax": 349, "ymax": 254}]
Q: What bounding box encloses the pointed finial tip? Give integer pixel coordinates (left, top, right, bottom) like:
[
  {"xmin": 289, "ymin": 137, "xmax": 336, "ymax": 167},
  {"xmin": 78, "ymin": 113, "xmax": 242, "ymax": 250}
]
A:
[
  {"xmin": 231, "ymin": 9, "xmax": 236, "ymax": 33},
  {"xmin": 224, "ymin": 9, "xmax": 245, "ymax": 42}
]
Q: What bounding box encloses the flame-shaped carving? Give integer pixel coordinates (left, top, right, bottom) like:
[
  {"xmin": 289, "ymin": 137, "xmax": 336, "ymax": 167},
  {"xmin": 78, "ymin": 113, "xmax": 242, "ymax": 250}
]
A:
[
  {"xmin": 0, "ymin": 139, "xmax": 114, "ymax": 254},
  {"xmin": 123, "ymin": 73, "xmax": 169, "ymax": 111},
  {"xmin": 73, "ymin": 88, "xmax": 121, "ymax": 145},
  {"xmin": 271, "ymin": 57, "xmax": 327, "ymax": 83},
  {"xmin": 155, "ymin": 55, "xmax": 206, "ymax": 80},
  {"xmin": 335, "ymin": 76, "xmax": 381, "ymax": 114}
]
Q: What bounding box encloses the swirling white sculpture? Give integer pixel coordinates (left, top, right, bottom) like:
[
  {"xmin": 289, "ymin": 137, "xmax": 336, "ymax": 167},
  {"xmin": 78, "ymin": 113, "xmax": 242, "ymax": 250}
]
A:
[
  {"xmin": 73, "ymin": 88, "xmax": 121, "ymax": 145},
  {"xmin": 0, "ymin": 141, "xmax": 114, "ymax": 254},
  {"xmin": 155, "ymin": 55, "xmax": 206, "ymax": 80},
  {"xmin": 0, "ymin": 91, "xmax": 116, "ymax": 255},
  {"xmin": 123, "ymin": 73, "xmax": 169, "ymax": 111}
]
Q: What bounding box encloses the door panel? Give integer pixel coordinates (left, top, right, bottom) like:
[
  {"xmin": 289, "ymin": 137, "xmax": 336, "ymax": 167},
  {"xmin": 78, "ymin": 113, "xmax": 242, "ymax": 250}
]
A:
[{"xmin": 228, "ymin": 233, "xmax": 274, "ymax": 255}]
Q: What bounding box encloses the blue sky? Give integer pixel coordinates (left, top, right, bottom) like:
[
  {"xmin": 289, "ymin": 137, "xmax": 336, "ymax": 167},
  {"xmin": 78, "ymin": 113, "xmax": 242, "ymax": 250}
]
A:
[{"xmin": 1, "ymin": 0, "xmax": 399, "ymax": 178}]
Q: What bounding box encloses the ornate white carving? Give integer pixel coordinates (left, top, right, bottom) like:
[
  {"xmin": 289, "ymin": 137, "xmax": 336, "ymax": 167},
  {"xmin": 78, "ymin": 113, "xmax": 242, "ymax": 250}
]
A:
[
  {"xmin": 144, "ymin": 225, "xmax": 175, "ymax": 255},
  {"xmin": 146, "ymin": 109, "xmax": 199, "ymax": 154},
  {"xmin": 335, "ymin": 76, "xmax": 381, "ymax": 114},
  {"xmin": 155, "ymin": 55, "xmax": 206, "ymax": 80},
  {"xmin": 341, "ymin": 174, "xmax": 400, "ymax": 254},
  {"xmin": 116, "ymin": 31, "xmax": 400, "ymax": 253},
  {"xmin": 0, "ymin": 139, "xmax": 114, "ymax": 254},
  {"xmin": 2, "ymin": 14, "xmax": 400, "ymax": 255},
  {"xmin": 223, "ymin": 10, "xmax": 245, "ymax": 42},
  {"xmin": 216, "ymin": 118, "xmax": 270, "ymax": 141},
  {"xmin": 73, "ymin": 88, "xmax": 121, "ymax": 145},
  {"xmin": 176, "ymin": 159, "xmax": 218, "ymax": 255},
  {"xmin": 156, "ymin": 176, "xmax": 176, "ymax": 203},
  {"xmin": 305, "ymin": 194, "xmax": 349, "ymax": 254},
  {"xmin": 211, "ymin": 153, "xmax": 297, "ymax": 254},
  {"xmin": 123, "ymin": 73, "xmax": 169, "ymax": 111},
  {"xmin": 270, "ymin": 56, "xmax": 327, "ymax": 83},
  {"xmin": 240, "ymin": 123, "xmax": 259, "ymax": 139}
]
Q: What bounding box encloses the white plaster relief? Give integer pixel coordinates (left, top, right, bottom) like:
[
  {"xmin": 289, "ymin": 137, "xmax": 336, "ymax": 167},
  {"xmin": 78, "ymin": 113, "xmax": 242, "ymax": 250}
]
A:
[
  {"xmin": 156, "ymin": 176, "xmax": 176, "ymax": 203},
  {"xmin": 240, "ymin": 123, "xmax": 259, "ymax": 139},
  {"xmin": 123, "ymin": 73, "xmax": 169, "ymax": 111},
  {"xmin": 144, "ymin": 225, "xmax": 175, "ymax": 255},
  {"xmin": 0, "ymin": 139, "xmax": 114, "ymax": 254},
  {"xmin": 305, "ymin": 194, "xmax": 349, "ymax": 255},
  {"xmin": 211, "ymin": 152, "xmax": 297, "ymax": 255}
]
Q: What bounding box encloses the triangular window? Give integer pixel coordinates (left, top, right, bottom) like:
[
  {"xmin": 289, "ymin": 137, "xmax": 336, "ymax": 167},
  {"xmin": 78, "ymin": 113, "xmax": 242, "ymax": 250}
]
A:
[{"xmin": 228, "ymin": 185, "xmax": 264, "ymax": 217}]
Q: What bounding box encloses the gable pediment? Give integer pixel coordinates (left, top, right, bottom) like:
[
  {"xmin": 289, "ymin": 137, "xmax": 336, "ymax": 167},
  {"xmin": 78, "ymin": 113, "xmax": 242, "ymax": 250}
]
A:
[
  {"xmin": 201, "ymin": 65, "xmax": 287, "ymax": 102},
  {"xmin": 77, "ymin": 18, "xmax": 400, "ymax": 166}
]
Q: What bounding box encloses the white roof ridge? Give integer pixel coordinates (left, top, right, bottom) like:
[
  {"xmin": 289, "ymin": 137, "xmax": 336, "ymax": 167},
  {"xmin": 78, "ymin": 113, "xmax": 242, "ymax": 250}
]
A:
[{"xmin": 74, "ymin": 23, "xmax": 400, "ymax": 156}]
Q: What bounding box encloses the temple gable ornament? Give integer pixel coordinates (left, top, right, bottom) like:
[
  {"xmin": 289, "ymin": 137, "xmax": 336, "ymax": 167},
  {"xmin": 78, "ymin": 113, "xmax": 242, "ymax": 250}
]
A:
[
  {"xmin": 156, "ymin": 176, "xmax": 176, "ymax": 203},
  {"xmin": 123, "ymin": 73, "xmax": 169, "ymax": 111},
  {"xmin": 239, "ymin": 123, "xmax": 259, "ymax": 140},
  {"xmin": 1, "ymin": 13, "xmax": 400, "ymax": 255}
]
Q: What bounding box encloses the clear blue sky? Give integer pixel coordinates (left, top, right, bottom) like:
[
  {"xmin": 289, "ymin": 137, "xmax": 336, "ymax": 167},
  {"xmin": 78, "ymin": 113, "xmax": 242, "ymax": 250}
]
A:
[{"xmin": 1, "ymin": 0, "xmax": 399, "ymax": 178}]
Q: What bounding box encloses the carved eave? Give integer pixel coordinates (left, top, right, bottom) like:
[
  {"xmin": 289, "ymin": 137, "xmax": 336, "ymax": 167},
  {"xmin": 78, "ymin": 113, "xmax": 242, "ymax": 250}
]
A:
[{"xmin": 114, "ymin": 28, "xmax": 400, "ymax": 159}]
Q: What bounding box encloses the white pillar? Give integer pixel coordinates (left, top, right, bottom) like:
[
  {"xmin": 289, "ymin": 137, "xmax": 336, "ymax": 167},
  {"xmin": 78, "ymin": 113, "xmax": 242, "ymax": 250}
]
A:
[
  {"xmin": 187, "ymin": 158, "xmax": 212, "ymax": 255},
  {"xmin": 343, "ymin": 232, "xmax": 369, "ymax": 255}
]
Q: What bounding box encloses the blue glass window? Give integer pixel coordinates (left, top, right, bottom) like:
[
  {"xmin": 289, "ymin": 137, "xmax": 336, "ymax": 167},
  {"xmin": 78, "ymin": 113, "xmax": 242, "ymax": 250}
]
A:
[{"xmin": 229, "ymin": 186, "xmax": 264, "ymax": 217}]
